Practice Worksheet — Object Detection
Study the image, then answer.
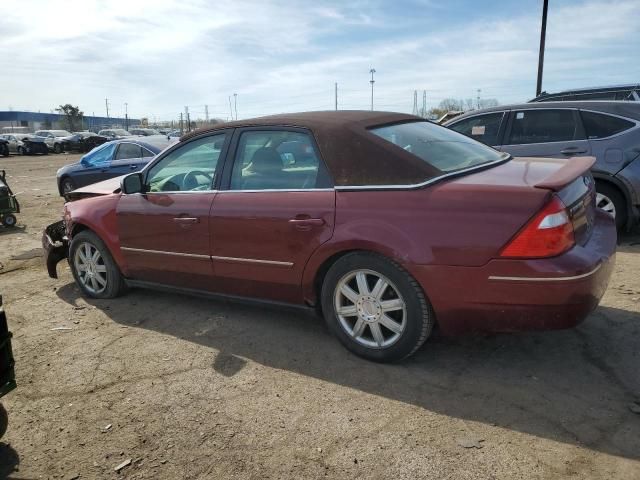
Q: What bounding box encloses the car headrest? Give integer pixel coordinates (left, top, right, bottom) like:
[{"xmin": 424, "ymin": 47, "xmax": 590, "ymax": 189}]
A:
[{"xmin": 249, "ymin": 147, "xmax": 283, "ymax": 174}]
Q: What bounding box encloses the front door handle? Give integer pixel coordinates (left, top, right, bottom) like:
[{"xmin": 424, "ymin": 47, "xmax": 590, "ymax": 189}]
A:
[
  {"xmin": 289, "ymin": 217, "xmax": 325, "ymax": 230},
  {"xmin": 561, "ymin": 147, "xmax": 587, "ymax": 155},
  {"xmin": 130, "ymin": 164, "xmax": 138, "ymax": 169},
  {"xmin": 173, "ymin": 217, "xmax": 199, "ymax": 224}
]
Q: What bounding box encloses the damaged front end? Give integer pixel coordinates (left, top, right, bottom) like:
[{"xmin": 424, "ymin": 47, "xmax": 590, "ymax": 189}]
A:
[{"xmin": 42, "ymin": 220, "xmax": 68, "ymax": 278}]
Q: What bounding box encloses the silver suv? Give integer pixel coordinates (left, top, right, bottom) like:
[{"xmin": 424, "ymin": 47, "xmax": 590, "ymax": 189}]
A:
[{"xmin": 445, "ymin": 101, "xmax": 640, "ymax": 229}]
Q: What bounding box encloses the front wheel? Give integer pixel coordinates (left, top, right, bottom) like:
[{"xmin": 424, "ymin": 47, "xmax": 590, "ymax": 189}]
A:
[
  {"xmin": 321, "ymin": 252, "xmax": 434, "ymax": 362},
  {"xmin": 53, "ymin": 143, "xmax": 62, "ymax": 154},
  {"xmin": 1, "ymin": 214, "xmax": 16, "ymax": 228},
  {"xmin": 0, "ymin": 403, "xmax": 7, "ymax": 439},
  {"xmin": 69, "ymin": 230, "xmax": 127, "ymax": 299}
]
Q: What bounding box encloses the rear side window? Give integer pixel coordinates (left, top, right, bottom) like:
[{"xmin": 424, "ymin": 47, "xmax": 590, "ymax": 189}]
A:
[
  {"xmin": 370, "ymin": 121, "xmax": 506, "ymax": 173},
  {"xmin": 580, "ymin": 111, "xmax": 635, "ymax": 139},
  {"xmin": 115, "ymin": 143, "xmax": 142, "ymax": 160},
  {"xmin": 508, "ymin": 109, "xmax": 579, "ymax": 144},
  {"xmin": 142, "ymin": 148, "xmax": 155, "ymax": 158},
  {"xmin": 449, "ymin": 112, "xmax": 504, "ymax": 146}
]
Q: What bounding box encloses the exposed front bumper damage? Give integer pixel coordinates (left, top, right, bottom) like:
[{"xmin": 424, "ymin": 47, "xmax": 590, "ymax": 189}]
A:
[{"xmin": 42, "ymin": 220, "xmax": 69, "ymax": 279}]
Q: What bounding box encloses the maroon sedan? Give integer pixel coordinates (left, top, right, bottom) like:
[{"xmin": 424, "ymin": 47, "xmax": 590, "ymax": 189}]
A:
[{"xmin": 43, "ymin": 111, "xmax": 616, "ymax": 362}]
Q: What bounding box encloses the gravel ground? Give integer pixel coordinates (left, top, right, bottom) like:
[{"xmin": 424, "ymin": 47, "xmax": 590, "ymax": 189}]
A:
[{"xmin": 0, "ymin": 152, "xmax": 639, "ymax": 479}]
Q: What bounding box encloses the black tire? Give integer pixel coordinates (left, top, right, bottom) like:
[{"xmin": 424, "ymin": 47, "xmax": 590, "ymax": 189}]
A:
[
  {"xmin": 596, "ymin": 182, "xmax": 627, "ymax": 230},
  {"xmin": 61, "ymin": 177, "xmax": 75, "ymax": 195},
  {"xmin": 321, "ymin": 252, "xmax": 434, "ymax": 362},
  {"xmin": 0, "ymin": 145, "xmax": 8, "ymax": 157},
  {"xmin": 53, "ymin": 143, "xmax": 62, "ymax": 154},
  {"xmin": 17, "ymin": 146, "xmax": 25, "ymax": 155},
  {"xmin": 1, "ymin": 214, "xmax": 16, "ymax": 228},
  {"xmin": 0, "ymin": 403, "xmax": 7, "ymax": 439},
  {"xmin": 69, "ymin": 230, "xmax": 127, "ymax": 299}
]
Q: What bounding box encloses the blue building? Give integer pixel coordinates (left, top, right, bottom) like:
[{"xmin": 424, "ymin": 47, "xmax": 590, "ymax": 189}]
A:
[{"xmin": 0, "ymin": 111, "xmax": 140, "ymax": 133}]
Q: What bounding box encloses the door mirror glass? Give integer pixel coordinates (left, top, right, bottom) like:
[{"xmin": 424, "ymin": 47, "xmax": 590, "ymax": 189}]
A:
[{"xmin": 122, "ymin": 172, "xmax": 144, "ymax": 194}]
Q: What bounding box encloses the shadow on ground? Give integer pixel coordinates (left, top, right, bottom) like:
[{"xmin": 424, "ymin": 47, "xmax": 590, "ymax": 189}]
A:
[
  {"xmin": 56, "ymin": 280, "xmax": 640, "ymax": 462},
  {"xmin": 0, "ymin": 442, "xmax": 19, "ymax": 479}
]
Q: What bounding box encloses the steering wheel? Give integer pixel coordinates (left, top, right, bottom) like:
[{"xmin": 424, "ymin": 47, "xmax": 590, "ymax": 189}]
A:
[{"xmin": 183, "ymin": 170, "xmax": 212, "ymax": 191}]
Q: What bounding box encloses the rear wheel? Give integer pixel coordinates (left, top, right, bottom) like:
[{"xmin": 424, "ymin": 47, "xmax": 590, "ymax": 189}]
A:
[
  {"xmin": 69, "ymin": 230, "xmax": 126, "ymax": 299},
  {"xmin": 1, "ymin": 214, "xmax": 16, "ymax": 228},
  {"xmin": 596, "ymin": 182, "xmax": 626, "ymax": 229},
  {"xmin": 0, "ymin": 145, "xmax": 8, "ymax": 157},
  {"xmin": 0, "ymin": 403, "xmax": 7, "ymax": 439},
  {"xmin": 321, "ymin": 252, "xmax": 434, "ymax": 362}
]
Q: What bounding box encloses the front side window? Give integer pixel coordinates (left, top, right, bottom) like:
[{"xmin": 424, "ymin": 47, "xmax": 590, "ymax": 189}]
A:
[
  {"xmin": 449, "ymin": 112, "xmax": 504, "ymax": 146},
  {"xmin": 580, "ymin": 111, "xmax": 635, "ymax": 139},
  {"xmin": 370, "ymin": 121, "xmax": 506, "ymax": 173},
  {"xmin": 83, "ymin": 142, "xmax": 116, "ymax": 166},
  {"xmin": 508, "ymin": 109, "xmax": 580, "ymax": 145},
  {"xmin": 230, "ymin": 131, "xmax": 323, "ymax": 190},
  {"xmin": 142, "ymin": 148, "xmax": 155, "ymax": 158},
  {"xmin": 146, "ymin": 133, "xmax": 226, "ymax": 192},
  {"xmin": 115, "ymin": 143, "xmax": 142, "ymax": 160}
]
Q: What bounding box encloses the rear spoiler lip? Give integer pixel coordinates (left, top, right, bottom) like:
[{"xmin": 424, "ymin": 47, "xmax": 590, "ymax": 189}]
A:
[{"xmin": 534, "ymin": 156, "xmax": 596, "ymax": 191}]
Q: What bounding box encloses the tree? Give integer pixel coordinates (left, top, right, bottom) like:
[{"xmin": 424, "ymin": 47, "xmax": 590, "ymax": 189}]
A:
[
  {"xmin": 438, "ymin": 98, "xmax": 464, "ymax": 112},
  {"xmin": 56, "ymin": 104, "xmax": 83, "ymax": 131}
]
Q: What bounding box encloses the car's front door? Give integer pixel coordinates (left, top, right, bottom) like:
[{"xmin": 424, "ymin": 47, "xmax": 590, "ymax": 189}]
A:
[
  {"xmin": 116, "ymin": 132, "xmax": 229, "ymax": 289},
  {"xmin": 447, "ymin": 111, "xmax": 507, "ymax": 148},
  {"xmin": 73, "ymin": 142, "xmax": 117, "ymax": 188},
  {"xmin": 500, "ymin": 108, "xmax": 591, "ymax": 159},
  {"xmin": 109, "ymin": 142, "xmax": 151, "ymax": 177},
  {"xmin": 209, "ymin": 128, "xmax": 335, "ymax": 304}
]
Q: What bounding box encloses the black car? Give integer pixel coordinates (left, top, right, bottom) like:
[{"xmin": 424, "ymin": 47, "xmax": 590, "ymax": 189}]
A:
[
  {"xmin": 1, "ymin": 134, "xmax": 49, "ymax": 155},
  {"xmin": 56, "ymin": 137, "xmax": 170, "ymax": 195},
  {"xmin": 530, "ymin": 84, "xmax": 640, "ymax": 102},
  {"xmin": 0, "ymin": 295, "xmax": 16, "ymax": 440},
  {"xmin": 0, "ymin": 139, "xmax": 8, "ymax": 157},
  {"xmin": 129, "ymin": 128, "xmax": 161, "ymax": 136},
  {"xmin": 61, "ymin": 132, "xmax": 109, "ymax": 153}
]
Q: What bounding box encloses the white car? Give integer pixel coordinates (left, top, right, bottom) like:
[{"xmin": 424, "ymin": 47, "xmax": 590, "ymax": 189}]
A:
[{"xmin": 34, "ymin": 130, "xmax": 73, "ymax": 153}]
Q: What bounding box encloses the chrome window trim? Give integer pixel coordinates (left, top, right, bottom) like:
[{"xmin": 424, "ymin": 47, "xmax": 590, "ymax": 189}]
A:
[
  {"xmin": 211, "ymin": 255, "xmax": 293, "ymax": 267},
  {"xmin": 121, "ymin": 246, "xmax": 210, "ymax": 260},
  {"xmin": 488, "ymin": 263, "xmax": 601, "ymax": 282},
  {"xmin": 218, "ymin": 188, "xmax": 334, "ymax": 194},
  {"xmin": 140, "ymin": 190, "xmax": 218, "ymax": 195}
]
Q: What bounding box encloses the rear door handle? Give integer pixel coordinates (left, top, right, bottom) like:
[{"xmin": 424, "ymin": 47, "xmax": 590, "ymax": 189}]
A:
[
  {"xmin": 561, "ymin": 147, "xmax": 587, "ymax": 155},
  {"xmin": 173, "ymin": 217, "xmax": 199, "ymax": 224},
  {"xmin": 130, "ymin": 164, "xmax": 139, "ymax": 169}
]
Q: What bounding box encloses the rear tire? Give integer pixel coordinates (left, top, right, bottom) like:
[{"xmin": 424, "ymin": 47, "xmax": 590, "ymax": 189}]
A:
[
  {"xmin": 69, "ymin": 230, "xmax": 127, "ymax": 299},
  {"xmin": 596, "ymin": 182, "xmax": 626, "ymax": 229},
  {"xmin": 0, "ymin": 403, "xmax": 7, "ymax": 439},
  {"xmin": 1, "ymin": 215, "xmax": 16, "ymax": 228},
  {"xmin": 321, "ymin": 252, "xmax": 434, "ymax": 362}
]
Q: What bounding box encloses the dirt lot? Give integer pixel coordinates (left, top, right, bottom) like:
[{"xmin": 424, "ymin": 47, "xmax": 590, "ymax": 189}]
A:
[{"xmin": 0, "ymin": 152, "xmax": 639, "ymax": 479}]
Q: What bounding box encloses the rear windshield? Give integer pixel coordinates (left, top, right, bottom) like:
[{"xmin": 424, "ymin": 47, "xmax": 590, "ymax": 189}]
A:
[{"xmin": 370, "ymin": 121, "xmax": 507, "ymax": 173}]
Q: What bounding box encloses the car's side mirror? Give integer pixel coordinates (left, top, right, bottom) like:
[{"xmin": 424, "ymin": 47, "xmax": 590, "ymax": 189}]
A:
[{"xmin": 122, "ymin": 172, "xmax": 144, "ymax": 194}]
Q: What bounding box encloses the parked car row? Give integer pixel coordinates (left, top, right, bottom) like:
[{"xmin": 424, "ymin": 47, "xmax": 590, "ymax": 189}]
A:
[
  {"xmin": 445, "ymin": 100, "xmax": 640, "ymax": 229},
  {"xmin": 0, "ymin": 133, "xmax": 49, "ymax": 155}
]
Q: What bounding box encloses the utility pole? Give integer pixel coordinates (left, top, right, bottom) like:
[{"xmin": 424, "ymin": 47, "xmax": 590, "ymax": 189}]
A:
[
  {"xmin": 184, "ymin": 106, "xmax": 189, "ymax": 132},
  {"xmin": 205, "ymin": 105, "xmax": 209, "ymax": 122},
  {"xmin": 476, "ymin": 89, "xmax": 482, "ymax": 110},
  {"xmin": 335, "ymin": 82, "xmax": 338, "ymax": 111},
  {"xmin": 124, "ymin": 102, "xmax": 128, "ymax": 130},
  {"xmin": 536, "ymin": 0, "xmax": 549, "ymax": 97},
  {"xmin": 105, "ymin": 98, "xmax": 109, "ymax": 119},
  {"xmin": 179, "ymin": 112, "xmax": 184, "ymax": 134},
  {"xmin": 412, "ymin": 90, "xmax": 418, "ymax": 116},
  {"xmin": 422, "ymin": 90, "xmax": 427, "ymax": 118},
  {"xmin": 186, "ymin": 112, "xmax": 191, "ymax": 132},
  {"xmin": 369, "ymin": 68, "xmax": 376, "ymax": 111},
  {"xmin": 234, "ymin": 93, "xmax": 238, "ymax": 120},
  {"xmin": 228, "ymin": 96, "xmax": 233, "ymax": 121}
]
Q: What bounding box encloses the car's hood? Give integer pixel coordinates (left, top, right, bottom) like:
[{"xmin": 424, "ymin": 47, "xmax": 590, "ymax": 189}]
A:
[{"xmin": 66, "ymin": 175, "xmax": 124, "ymax": 201}]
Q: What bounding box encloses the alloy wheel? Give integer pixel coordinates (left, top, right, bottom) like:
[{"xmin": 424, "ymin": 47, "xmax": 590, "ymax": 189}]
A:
[
  {"xmin": 596, "ymin": 192, "xmax": 616, "ymax": 217},
  {"xmin": 73, "ymin": 242, "xmax": 108, "ymax": 294},
  {"xmin": 334, "ymin": 269, "xmax": 406, "ymax": 349}
]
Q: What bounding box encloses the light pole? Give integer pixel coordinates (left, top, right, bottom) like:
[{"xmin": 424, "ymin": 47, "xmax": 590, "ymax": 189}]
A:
[
  {"xmin": 233, "ymin": 93, "xmax": 238, "ymax": 120},
  {"xmin": 124, "ymin": 102, "xmax": 128, "ymax": 130},
  {"xmin": 369, "ymin": 68, "xmax": 376, "ymax": 111},
  {"xmin": 536, "ymin": 0, "xmax": 549, "ymax": 97}
]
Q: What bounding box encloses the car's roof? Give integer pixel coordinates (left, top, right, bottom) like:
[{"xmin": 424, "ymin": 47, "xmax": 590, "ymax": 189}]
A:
[
  {"xmin": 182, "ymin": 110, "xmax": 444, "ymax": 187},
  {"xmin": 110, "ymin": 136, "xmax": 170, "ymax": 152},
  {"xmin": 446, "ymin": 100, "xmax": 640, "ymax": 124}
]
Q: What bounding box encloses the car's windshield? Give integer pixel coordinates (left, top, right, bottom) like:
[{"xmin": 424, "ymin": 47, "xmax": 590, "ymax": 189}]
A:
[{"xmin": 370, "ymin": 121, "xmax": 508, "ymax": 173}]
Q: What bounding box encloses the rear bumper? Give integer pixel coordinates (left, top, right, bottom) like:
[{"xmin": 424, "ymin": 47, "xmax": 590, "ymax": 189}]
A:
[
  {"xmin": 42, "ymin": 220, "xmax": 69, "ymax": 278},
  {"xmin": 410, "ymin": 210, "xmax": 617, "ymax": 335}
]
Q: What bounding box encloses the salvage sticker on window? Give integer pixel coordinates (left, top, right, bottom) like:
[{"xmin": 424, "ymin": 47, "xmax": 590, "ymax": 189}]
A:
[{"xmin": 471, "ymin": 125, "xmax": 485, "ymax": 135}]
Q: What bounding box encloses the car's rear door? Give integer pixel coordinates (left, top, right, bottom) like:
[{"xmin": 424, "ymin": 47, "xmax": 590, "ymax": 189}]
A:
[
  {"xmin": 116, "ymin": 132, "xmax": 230, "ymax": 289},
  {"xmin": 73, "ymin": 143, "xmax": 117, "ymax": 188},
  {"xmin": 110, "ymin": 142, "xmax": 151, "ymax": 177},
  {"xmin": 208, "ymin": 127, "xmax": 335, "ymax": 304},
  {"xmin": 500, "ymin": 108, "xmax": 591, "ymax": 159},
  {"xmin": 447, "ymin": 111, "xmax": 507, "ymax": 148}
]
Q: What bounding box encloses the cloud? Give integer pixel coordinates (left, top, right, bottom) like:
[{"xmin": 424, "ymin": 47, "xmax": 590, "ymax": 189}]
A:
[{"xmin": 0, "ymin": 0, "xmax": 638, "ymax": 120}]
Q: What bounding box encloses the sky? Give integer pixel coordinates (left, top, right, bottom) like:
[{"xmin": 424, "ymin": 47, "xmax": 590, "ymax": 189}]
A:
[{"xmin": 1, "ymin": 0, "xmax": 639, "ymax": 122}]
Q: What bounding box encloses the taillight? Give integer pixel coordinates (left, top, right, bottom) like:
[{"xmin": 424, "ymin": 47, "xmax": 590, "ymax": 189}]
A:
[{"xmin": 500, "ymin": 195, "xmax": 575, "ymax": 258}]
